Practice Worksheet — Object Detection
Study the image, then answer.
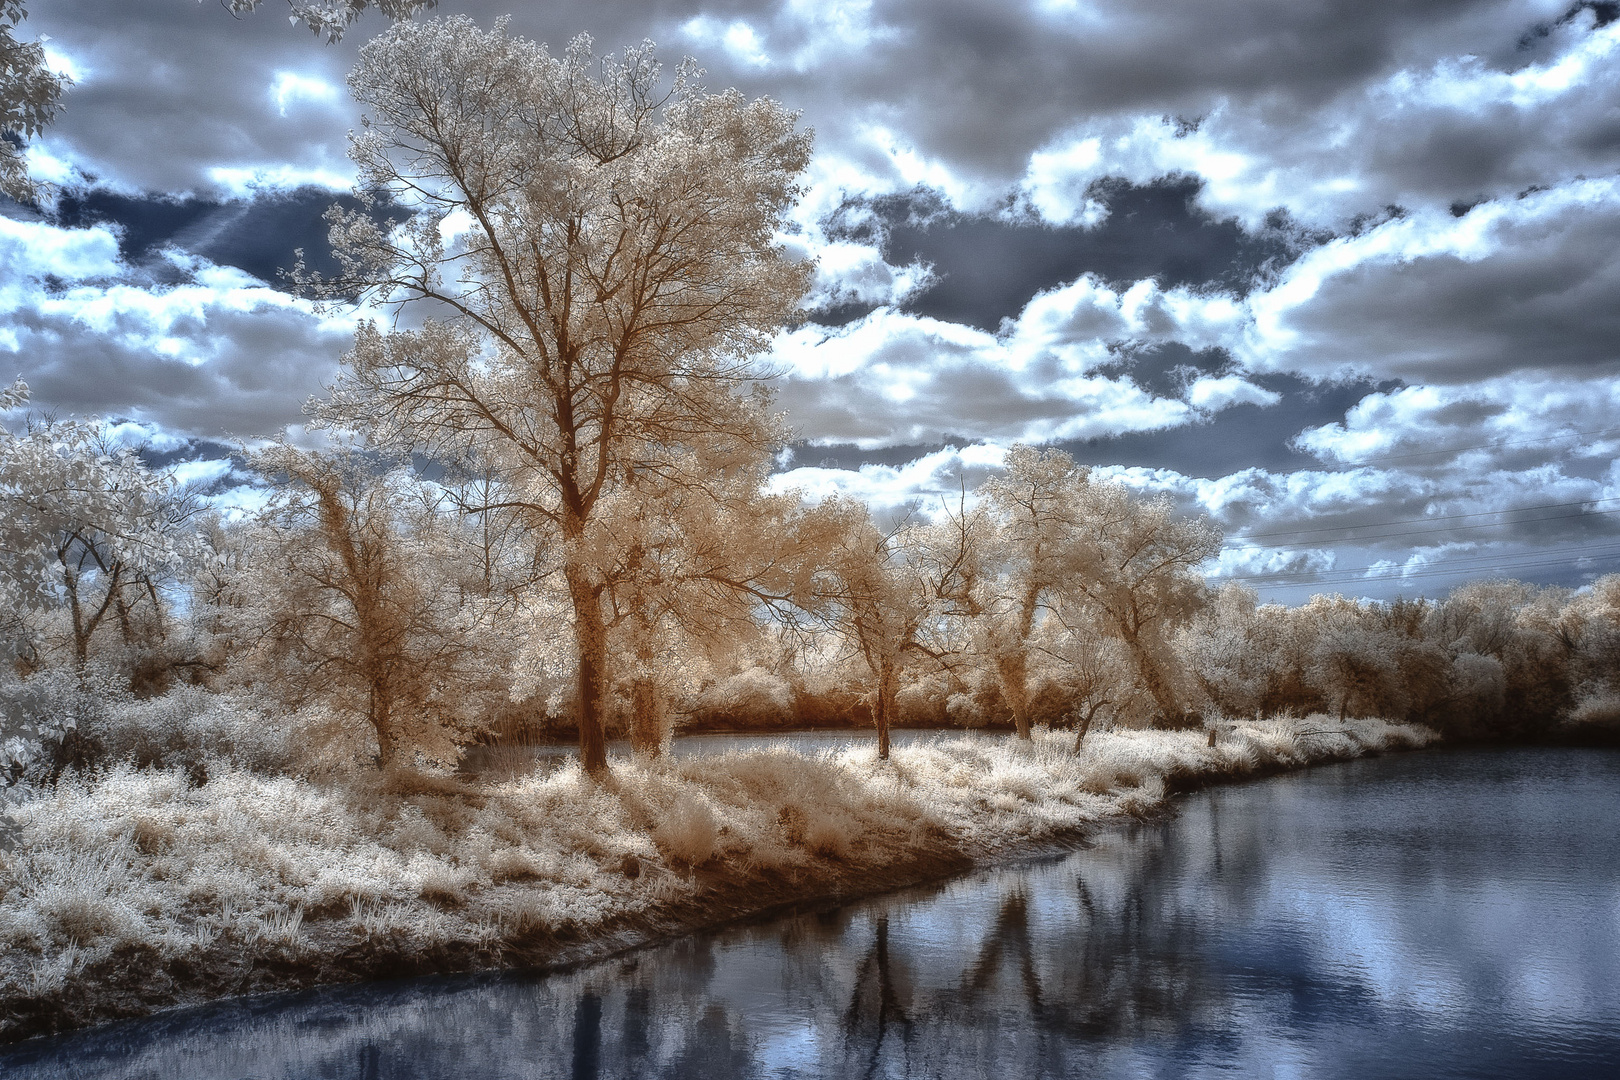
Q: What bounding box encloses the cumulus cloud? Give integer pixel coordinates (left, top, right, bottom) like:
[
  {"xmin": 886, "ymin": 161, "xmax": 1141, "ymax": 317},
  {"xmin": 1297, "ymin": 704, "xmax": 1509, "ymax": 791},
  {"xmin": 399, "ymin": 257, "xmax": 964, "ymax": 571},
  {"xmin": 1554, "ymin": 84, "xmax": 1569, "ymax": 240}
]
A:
[
  {"xmin": 0, "ymin": 213, "xmax": 353, "ymax": 437},
  {"xmin": 1021, "ymin": 10, "xmax": 1620, "ymax": 229},
  {"xmin": 14, "ymin": 0, "xmax": 1620, "ymax": 598},
  {"xmin": 1186, "ymin": 375, "xmax": 1280, "ymax": 412},
  {"xmin": 1235, "ymin": 178, "xmax": 1620, "ymax": 383},
  {"xmin": 1291, "ymin": 377, "xmax": 1620, "ymax": 471},
  {"xmin": 773, "ymin": 272, "xmax": 1262, "ymax": 448},
  {"xmin": 769, "ymin": 442, "xmax": 1008, "ymax": 512}
]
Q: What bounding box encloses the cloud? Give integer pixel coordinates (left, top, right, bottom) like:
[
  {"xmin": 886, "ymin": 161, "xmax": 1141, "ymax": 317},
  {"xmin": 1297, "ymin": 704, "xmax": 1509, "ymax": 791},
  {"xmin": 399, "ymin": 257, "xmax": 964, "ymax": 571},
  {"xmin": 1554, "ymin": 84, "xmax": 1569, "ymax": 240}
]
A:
[
  {"xmin": 0, "ymin": 213, "xmax": 353, "ymax": 437},
  {"xmin": 32, "ymin": 1, "xmax": 1603, "ymax": 213},
  {"xmin": 769, "ymin": 442, "xmax": 1008, "ymax": 511},
  {"xmin": 768, "ymin": 0, "xmax": 1570, "ymax": 192},
  {"xmin": 15, "ymin": 0, "xmax": 1620, "ymax": 600},
  {"xmin": 269, "ymin": 71, "xmax": 341, "ymax": 117},
  {"xmin": 1187, "ymin": 375, "xmax": 1280, "ymax": 412},
  {"xmin": 1236, "ymin": 178, "xmax": 1620, "ymax": 383},
  {"xmin": 680, "ymin": 15, "xmax": 772, "ymax": 68},
  {"xmin": 837, "ymin": 180, "xmax": 1291, "ymax": 332},
  {"xmin": 1291, "ymin": 377, "xmax": 1620, "ymax": 473},
  {"xmin": 28, "ymin": 0, "xmax": 360, "ymax": 196},
  {"xmin": 774, "ymin": 281, "xmax": 1256, "ymax": 447},
  {"xmin": 1020, "ymin": 10, "xmax": 1620, "ymax": 229}
]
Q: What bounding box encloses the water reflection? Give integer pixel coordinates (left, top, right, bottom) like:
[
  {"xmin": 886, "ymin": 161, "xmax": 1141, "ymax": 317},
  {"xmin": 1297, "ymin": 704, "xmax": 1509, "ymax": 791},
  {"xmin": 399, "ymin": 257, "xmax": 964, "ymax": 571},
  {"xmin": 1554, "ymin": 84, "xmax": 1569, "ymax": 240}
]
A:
[{"xmin": 5, "ymin": 748, "xmax": 1618, "ymax": 1079}]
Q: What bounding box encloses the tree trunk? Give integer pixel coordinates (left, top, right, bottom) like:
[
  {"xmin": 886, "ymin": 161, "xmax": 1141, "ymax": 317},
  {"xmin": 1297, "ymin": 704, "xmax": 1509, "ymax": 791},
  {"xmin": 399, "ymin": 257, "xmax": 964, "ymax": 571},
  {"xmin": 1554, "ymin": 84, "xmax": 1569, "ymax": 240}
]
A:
[
  {"xmin": 370, "ymin": 680, "xmax": 396, "ymax": 767},
  {"xmin": 566, "ymin": 560, "xmax": 610, "ymax": 778},
  {"xmin": 1127, "ymin": 636, "xmax": 1182, "ymax": 726},
  {"xmin": 995, "ymin": 649, "xmax": 1032, "ymax": 740},
  {"xmin": 64, "ymin": 563, "xmax": 88, "ymax": 669},
  {"xmin": 629, "ymin": 675, "xmax": 665, "ymax": 759},
  {"xmin": 873, "ymin": 657, "xmax": 897, "ymax": 760},
  {"xmin": 1071, "ymin": 702, "xmax": 1103, "ymax": 753}
]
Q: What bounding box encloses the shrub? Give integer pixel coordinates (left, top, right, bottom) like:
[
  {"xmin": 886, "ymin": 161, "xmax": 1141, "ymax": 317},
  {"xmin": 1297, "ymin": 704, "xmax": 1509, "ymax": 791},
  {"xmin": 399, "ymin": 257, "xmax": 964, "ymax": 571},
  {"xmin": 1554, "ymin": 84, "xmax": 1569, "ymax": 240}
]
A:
[{"xmin": 651, "ymin": 791, "xmax": 718, "ymax": 866}]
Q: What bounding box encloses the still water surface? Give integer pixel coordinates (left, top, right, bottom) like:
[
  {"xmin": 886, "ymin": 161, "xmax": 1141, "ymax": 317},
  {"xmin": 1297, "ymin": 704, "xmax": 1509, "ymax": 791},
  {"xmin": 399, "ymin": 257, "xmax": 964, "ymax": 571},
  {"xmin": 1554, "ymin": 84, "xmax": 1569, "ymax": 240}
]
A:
[
  {"xmin": 459, "ymin": 729, "xmax": 979, "ymax": 774},
  {"xmin": 5, "ymin": 746, "xmax": 1618, "ymax": 1079}
]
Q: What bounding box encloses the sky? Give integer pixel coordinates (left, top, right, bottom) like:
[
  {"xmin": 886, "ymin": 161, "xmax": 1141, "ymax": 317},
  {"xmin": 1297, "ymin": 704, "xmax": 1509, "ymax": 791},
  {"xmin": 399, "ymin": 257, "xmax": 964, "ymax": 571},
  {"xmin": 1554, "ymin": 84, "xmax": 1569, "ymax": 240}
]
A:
[{"xmin": 5, "ymin": 0, "xmax": 1620, "ymax": 602}]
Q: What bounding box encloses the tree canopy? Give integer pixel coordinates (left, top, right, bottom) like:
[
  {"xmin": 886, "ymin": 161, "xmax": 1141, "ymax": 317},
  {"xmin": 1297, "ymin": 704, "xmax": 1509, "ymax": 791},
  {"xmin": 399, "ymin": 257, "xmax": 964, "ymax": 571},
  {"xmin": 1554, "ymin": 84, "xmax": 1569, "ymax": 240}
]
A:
[{"xmin": 308, "ymin": 17, "xmax": 813, "ymax": 775}]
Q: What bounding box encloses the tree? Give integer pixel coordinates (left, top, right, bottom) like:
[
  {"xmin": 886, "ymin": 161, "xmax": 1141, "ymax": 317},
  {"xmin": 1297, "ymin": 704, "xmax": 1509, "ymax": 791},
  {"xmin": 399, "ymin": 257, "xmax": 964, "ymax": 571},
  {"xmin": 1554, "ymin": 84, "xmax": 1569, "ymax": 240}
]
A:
[
  {"xmin": 0, "ymin": 1, "xmax": 70, "ymax": 202},
  {"xmin": 1036, "ymin": 612, "xmax": 1138, "ymax": 751},
  {"xmin": 586, "ymin": 446, "xmax": 818, "ymax": 757},
  {"xmin": 814, "ymin": 504, "xmax": 925, "ymax": 760},
  {"xmin": 1061, "ymin": 480, "xmax": 1220, "ymax": 725},
  {"xmin": 1302, "ymin": 596, "xmax": 1405, "ymax": 722},
  {"xmin": 1178, "ymin": 582, "xmax": 1271, "ymax": 721},
  {"xmin": 215, "ymin": 0, "xmax": 434, "ymax": 43},
  {"xmin": 968, "ymin": 446, "xmax": 1090, "ymax": 739},
  {"xmin": 246, "ymin": 443, "xmax": 496, "ymax": 767},
  {"xmin": 310, "ymin": 18, "xmax": 811, "ymax": 776},
  {"xmin": 811, "ymin": 501, "xmax": 971, "ymax": 759},
  {"xmin": 0, "ymin": 381, "xmax": 187, "ymax": 672}
]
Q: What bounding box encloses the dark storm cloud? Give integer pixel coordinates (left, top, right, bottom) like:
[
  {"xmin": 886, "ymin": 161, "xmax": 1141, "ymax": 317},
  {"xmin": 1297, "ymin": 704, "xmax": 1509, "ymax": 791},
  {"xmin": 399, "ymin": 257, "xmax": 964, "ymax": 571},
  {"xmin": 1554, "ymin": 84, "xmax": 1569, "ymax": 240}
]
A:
[
  {"xmin": 139, "ymin": 437, "xmax": 239, "ymax": 473},
  {"xmin": 53, "ymin": 187, "xmax": 396, "ymax": 288},
  {"xmin": 1020, "ymin": 8, "xmax": 1620, "ymax": 229},
  {"xmin": 28, "ymin": 1, "xmax": 359, "ymax": 195},
  {"xmin": 820, "ymin": 179, "xmax": 1296, "ymax": 331},
  {"xmin": 828, "ymin": 0, "xmax": 1535, "ymax": 179}
]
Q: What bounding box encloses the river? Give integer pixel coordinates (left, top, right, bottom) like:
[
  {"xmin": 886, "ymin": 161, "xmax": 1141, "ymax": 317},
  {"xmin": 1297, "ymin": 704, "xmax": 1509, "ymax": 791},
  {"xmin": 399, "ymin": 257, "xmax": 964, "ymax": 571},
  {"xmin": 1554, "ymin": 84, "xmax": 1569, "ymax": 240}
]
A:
[{"xmin": 4, "ymin": 745, "xmax": 1617, "ymax": 1078}]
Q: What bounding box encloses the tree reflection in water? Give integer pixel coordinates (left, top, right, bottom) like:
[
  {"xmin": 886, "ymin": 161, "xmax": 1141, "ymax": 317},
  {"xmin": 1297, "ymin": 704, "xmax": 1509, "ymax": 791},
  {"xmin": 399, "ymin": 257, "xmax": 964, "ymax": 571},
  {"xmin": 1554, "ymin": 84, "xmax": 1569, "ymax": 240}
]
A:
[{"xmin": 840, "ymin": 915, "xmax": 914, "ymax": 1078}]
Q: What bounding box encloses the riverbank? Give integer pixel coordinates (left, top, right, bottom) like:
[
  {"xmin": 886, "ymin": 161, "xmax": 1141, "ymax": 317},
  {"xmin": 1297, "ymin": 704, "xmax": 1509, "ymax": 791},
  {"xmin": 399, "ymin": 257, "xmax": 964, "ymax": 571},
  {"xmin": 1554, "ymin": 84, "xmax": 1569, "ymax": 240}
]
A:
[{"xmin": 0, "ymin": 716, "xmax": 1435, "ymax": 1044}]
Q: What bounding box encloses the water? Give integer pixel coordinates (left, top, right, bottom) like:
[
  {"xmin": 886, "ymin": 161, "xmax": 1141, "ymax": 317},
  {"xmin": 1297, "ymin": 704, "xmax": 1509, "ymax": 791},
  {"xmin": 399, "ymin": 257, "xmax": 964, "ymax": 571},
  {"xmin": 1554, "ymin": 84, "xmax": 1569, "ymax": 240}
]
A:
[
  {"xmin": 5, "ymin": 747, "xmax": 1618, "ymax": 1079},
  {"xmin": 459, "ymin": 728, "xmax": 986, "ymax": 774}
]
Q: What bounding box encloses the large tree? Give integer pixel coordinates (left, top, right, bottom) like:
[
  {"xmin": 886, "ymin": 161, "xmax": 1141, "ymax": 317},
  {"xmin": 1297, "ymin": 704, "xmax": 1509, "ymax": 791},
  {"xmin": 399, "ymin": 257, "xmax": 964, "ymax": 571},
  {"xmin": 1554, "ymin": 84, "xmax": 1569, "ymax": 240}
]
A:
[
  {"xmin": 812, "ymin": 500, "xmax": 973, "ymax": 759},
  {"xmin": 310, "ymin": 18, "xmax": 811, "ymax": 775},
  {"xmin": 1061, "ymin": 480, "xmax": 1220, "ymax": 725}
]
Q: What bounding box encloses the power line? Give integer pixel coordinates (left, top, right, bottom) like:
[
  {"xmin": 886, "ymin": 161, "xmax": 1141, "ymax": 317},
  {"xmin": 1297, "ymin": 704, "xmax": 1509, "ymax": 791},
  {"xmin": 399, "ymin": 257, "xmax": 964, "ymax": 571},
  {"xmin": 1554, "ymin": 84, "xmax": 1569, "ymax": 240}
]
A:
[
  {"xmin": 1241, "ymin": 550, "xmax": 1619, "ymax": 586},
  {"xmin": 1229, "ymin": 553, "xmax": 1619, "ymax": 589},
  {"xmin": 1222, "ymin": 533, "xmax": 1620, "ymax": 575},
  {"xmin": 1219, "ymin": 560, "xmax": 1609, "ymax": 590}
]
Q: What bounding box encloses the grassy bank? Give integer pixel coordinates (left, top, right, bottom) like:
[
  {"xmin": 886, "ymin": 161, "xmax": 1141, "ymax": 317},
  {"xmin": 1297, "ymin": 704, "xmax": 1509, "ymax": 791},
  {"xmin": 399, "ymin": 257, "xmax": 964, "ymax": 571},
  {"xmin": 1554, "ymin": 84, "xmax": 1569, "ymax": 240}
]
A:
[{"xmin": 0, "ymin": 716, "xmax": 1435, "ymax": 1044}]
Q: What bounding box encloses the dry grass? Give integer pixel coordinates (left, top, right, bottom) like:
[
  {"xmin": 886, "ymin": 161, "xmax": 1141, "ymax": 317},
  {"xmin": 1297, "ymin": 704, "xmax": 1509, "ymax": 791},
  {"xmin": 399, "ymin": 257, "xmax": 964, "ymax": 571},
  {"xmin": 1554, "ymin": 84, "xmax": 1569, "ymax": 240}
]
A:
[{"xmin": 0, "ymin": 714, "xmax": 1434, "ymax": 1026}]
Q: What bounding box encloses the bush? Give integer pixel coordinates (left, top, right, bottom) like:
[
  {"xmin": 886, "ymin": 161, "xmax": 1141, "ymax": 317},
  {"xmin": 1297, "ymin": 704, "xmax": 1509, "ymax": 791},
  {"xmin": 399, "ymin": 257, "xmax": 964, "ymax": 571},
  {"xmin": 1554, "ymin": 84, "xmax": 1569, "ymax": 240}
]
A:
[
  {"xmin": 651, "ymin": 791, "xmax": 719, "ymax": 866},
  {"xmin": 687, "ymin": 668, "xmax": 796, "ymax": 730},
  {"xmin": 72, "ymin": 685, "xmax": 293, "ymax": 778},
  {"xmin": 1567, "ymin": 691, "xmax": 1620, "ymax": 735}
]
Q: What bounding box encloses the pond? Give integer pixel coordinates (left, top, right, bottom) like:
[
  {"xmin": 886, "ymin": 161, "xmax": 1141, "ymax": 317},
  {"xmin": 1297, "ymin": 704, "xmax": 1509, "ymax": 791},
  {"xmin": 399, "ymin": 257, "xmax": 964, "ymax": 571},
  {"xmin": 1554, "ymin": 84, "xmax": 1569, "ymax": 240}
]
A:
[{"xmin": 5, "ymin": 746, "xmax": 1618, "ymax": 1078}]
